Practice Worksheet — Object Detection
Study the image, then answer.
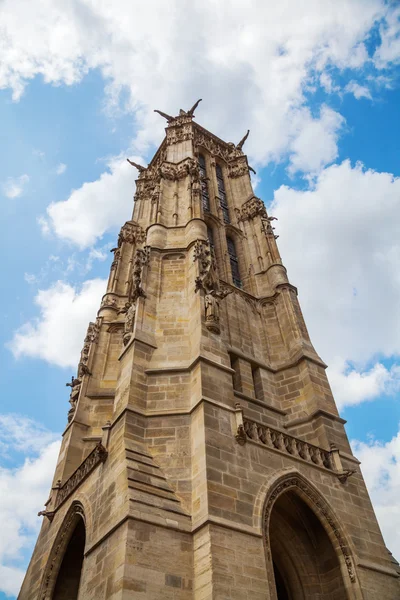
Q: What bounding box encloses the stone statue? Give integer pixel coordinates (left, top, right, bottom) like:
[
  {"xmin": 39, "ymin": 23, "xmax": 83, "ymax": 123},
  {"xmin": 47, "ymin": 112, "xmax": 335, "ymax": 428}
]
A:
[
  {"xmin": 185, "ymin": 98, "xmax": 202, "ymax": 117},
  {"xmin": 123, "ymin": 301, "xmax": 136, "ymax": 346}
]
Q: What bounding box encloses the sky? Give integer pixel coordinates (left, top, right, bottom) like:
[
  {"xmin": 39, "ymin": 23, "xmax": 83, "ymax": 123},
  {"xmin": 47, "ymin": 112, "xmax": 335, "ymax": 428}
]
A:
[{"xmin": 1, "ymin": 0, "xmax": 400, "ymax": 597}]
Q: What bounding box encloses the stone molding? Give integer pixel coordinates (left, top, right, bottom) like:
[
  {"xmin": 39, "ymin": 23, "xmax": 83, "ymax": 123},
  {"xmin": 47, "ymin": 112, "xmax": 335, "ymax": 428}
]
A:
[
  {"xmin": 55, "ymin": 444, "xmax": 108, "ymax": 510},
  {"xmin": 240, "ymin": 417, "xmax": 336, "ymax": 471}
]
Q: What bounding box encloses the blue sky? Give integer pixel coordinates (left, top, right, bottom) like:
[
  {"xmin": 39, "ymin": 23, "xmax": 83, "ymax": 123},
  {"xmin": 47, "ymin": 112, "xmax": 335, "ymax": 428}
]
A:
[{"xmin": 1, "ymin": 1, "xmax": 400, "ymax": 597}]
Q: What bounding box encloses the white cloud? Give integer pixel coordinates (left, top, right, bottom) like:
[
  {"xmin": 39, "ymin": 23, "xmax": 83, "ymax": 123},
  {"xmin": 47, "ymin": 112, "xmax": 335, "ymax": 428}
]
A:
[
  {"xmin": 270, "ymin": 160, "xmax": 400, "ymax": 408},
  {"xmin": 9, "ymin": 278, "xmax": 106, "ymax": 368},
  {"xmin": 0, "ymin": 414, "xmax": 60, "ymax": 597},
  {"xmin": 0, "ymin": 0, "xmax": 393, "ymax": 167},
  {"xmin": 55, "ymin": 162, "xmax": 67, "ymax": 175},
  {"xmin": 287, "ymin": 106, "xmax": 345, "ymax": 176},
  {"xmin": 352, "ymin": 429, "xmax": 400, "ymax": 560},
  {"xmin": 44, "ymin": 156, "xmax": 136, "ymax": 248},
  {"xmin": 2, "ymin": 174, "xmax": 29, "ymax": 199},
  {"xmin": 345, "ymin": 80, "xmax": 372, "ymax": 100},
  {"xmin": 37, "ymin": 215, "xmax": 50, "ymax": 236},
  {"xmin": 329, "ymin": 360, "xmax": 400, "ymax": 410},
  {"xmin": 374, "ymin": 6, "xmax": 400, "ymax": 68}
]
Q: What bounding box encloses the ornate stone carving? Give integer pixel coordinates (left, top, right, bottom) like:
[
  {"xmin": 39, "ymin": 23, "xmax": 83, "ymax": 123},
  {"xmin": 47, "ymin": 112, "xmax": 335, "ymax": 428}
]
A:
[
  {"xmin": 235, "ymin": 424, "xmax": 247, "ymax": 446},
  {"xmin": 261, "ymin": 215, "xmax": 278, "ymax": 238},
  {"xmin": 166, "ymin": 124, "xmax": 194, "ymax": 146},
  {"xmin": 118, "ymin": 221, "xmax": 146, "ymax": 247},
  {"xmin": 100, "ymin": 295, "xmax": 118, "ymax": 309},
  {"xmin": 193, "ymin": 239, "xmax": 232, "ymax": 334},
  {"xmin": 55, "ymin": 444, "xmax": 108, "ymax": 509},
  {"xmin": 228, "ymin": 156, "xmax": 250, "ymax": 178},
  {"xmin": 65, "ymin": 376, "xmax": 81, "ymax": 423},
  {"xmin": 263, "ymin": 475, "xmax": 356, "ymax": 583},
  {"xmin": 130, "ymin": 246, "xmax": 150, "ymax": 302},
  {"xmin": 120, "ymin": 301, "xmax": 137, "ymax": 346},
  {"xmin": 110, "ymin": 248, "xmax": 120, "ymax": 270},
  {"xmin": 159, "ymin": 157, "xmax": 198, "ymax": 181},
  {"xmin": 194, "ymin": 130, "xmax": 231, "ymax": 161},
  {"xmin": 239, "ymin": 196, "xmax": 268, "ymax": 221}
]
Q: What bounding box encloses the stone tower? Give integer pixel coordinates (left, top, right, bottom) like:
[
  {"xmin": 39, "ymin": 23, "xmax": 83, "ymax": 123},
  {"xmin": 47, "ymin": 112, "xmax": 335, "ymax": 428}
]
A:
[{"xmin": 19, "ymin": 101, "xmax": 399, "ymax": 600}]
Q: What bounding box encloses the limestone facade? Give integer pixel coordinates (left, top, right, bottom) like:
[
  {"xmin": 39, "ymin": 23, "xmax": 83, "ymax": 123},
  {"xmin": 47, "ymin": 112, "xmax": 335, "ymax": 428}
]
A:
[{"xmin": 19, "ymin": 102, "xmax": 400, "ymax": 599}]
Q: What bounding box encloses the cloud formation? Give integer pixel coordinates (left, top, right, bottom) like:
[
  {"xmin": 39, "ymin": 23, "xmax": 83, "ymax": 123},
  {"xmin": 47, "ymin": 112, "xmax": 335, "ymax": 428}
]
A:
[
  {"xmin": 0, "ymin": 415, "xmax": 60, "ymax": 597},
  {"xmin": 2, "ymin": 174, "xmax": 29, "ymax": 199},
  {"xmin": 271, "ymin": 160, "xmax": 400, "ymax": 408},
  {"xmin": 43, "ymin": 157, "xmax": 135, "ymax": 248},
  {"xmin": 1, "ymin": 1, "xmax": 397, "ymax": 167},
  {"xmin": 9, "ymin": 278, "xmax": 106, "ymax": 368},
  {"xmin": 352, "ymin": 428, "xmax": 400, "ymax": 559}
]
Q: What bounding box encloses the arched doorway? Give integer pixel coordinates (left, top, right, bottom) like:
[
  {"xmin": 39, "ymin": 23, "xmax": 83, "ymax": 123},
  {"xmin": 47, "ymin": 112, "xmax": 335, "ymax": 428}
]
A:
[
  {"xmin": 268, "ymin": 490, "xmax": 347, "ymax": 600},
  {"xmin": 52, "ymin": 517, "xmax": 86, "ymax": 599}
]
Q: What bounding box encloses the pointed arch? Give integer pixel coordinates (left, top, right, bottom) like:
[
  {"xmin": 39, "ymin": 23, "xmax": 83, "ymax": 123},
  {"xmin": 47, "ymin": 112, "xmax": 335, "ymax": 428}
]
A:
[
  {"xmin": 254, "ymin": 468, "xmax": 362, "ymax": 599},
  {"xmin": 39, "ymin": 501, "xmax": 87, "ymax": 600}
]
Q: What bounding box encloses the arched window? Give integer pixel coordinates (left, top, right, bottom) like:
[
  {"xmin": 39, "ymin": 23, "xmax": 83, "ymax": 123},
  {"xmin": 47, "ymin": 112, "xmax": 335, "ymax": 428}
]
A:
[
  {"xmin": 216, "ymin": 164, "xmax": 230, "ymax": 223},
  {"xmin": 227, "ymin": 237, "xmax": 242, "ymax": 288},
  {"xmin": 198, "ymin": 154, "xmax": 210, "ymax": 213}
]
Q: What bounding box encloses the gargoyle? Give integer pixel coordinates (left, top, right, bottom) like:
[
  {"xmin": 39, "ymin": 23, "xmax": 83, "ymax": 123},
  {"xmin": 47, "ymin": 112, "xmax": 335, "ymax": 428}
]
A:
[
  {"xmin": 126, "ymin": 159, "xmax": 147, "ymax": 172},
  {"xmin": 237, "ymin": 129, "xmax": 250, "ymax": 150},
  {"xmin": 154, "ymin": 109, "xmax": 175, "ymax": 123}
]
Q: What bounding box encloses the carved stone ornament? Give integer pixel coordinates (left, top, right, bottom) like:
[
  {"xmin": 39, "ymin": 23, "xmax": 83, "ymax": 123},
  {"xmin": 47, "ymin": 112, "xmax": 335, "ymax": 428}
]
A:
[
  {"xmin": 55, "ymin": 443, "xmax": 108, "ymax": 510},
  {"xmin": 120, "ymin": 300, "xmax": 137, "ymax": 346},
  {"xmin": 194, "ymin": 129, "xmax": 231, "ymax": 162},
  {"xmin": 118, "ymin": 221, "xmax": 146, "ymax": 247},
  {"xmin": 159, "ymin": 157, "xmax": 198, "ymax": 181},
  {"xmin": 239, "ymin": 196, "xmax": 268, "ymax": 221},
  {"xmin": 100, "ymin": 295, "xmax": 118, "ymax": 309},
  {"xmin": 166, "ymin": 124, "xmax": 194, "ymax": 146},
  {"xmin": 235, "ymin": 424, "xmax": 247, "ymax": 446},
  {"xmin": 193, "ymin": 239, "xmax": 232, "ymax": 334},
  {"xmin": 130, "ymin": 246, "xmax": 150, "ymax": 302},
  {"xmin": 228, "ymin": 156, "xmax": 250, "ymax": 178},
  {"xmin": 263, "ymin": 475, "xmax": 356, "ymax": 583},
  {"xmin": 65, "ymin": 376, "xmax": 81, "ymax": 423}
]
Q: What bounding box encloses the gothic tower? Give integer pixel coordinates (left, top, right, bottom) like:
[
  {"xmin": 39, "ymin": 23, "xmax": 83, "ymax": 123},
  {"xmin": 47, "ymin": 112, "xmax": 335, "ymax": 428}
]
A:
[{"xmin": 19, "ymin": 101, "xmax": 399, "ymax": 600}]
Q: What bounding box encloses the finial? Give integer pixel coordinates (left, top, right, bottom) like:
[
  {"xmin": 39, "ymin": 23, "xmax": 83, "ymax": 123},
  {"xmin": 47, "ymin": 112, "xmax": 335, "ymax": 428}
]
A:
[
  {"xmin": 236, "ymin": 129, "xmax": 250, "ymax": 150},
  {"xmin": 126, "ymin": 159, "xmax": 147, "ymax": 172}
]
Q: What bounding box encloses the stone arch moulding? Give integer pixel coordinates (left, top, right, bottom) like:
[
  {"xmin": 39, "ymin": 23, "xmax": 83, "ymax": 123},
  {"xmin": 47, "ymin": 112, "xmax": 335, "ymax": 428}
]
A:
[
  {"xmin": 258, "ymin": 468, "xmax": 363, "ymax": 597},
  {"xmin": 39, "ymin": 500, "xmax": 87, "ymax": 600}
]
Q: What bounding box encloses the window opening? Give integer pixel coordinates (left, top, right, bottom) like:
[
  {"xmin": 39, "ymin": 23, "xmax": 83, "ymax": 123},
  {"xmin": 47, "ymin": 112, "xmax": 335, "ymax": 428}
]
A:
[
  {"xmin": 227, "ymin": 237, "xmax": 242, "ymax": 288},
  {"xmin": 198, "ymin": 154, "xmax": 210, "ymax": 213},
  {"xmin": 216, "ymin": 164, "xmax": 230, "ymax": 223}
]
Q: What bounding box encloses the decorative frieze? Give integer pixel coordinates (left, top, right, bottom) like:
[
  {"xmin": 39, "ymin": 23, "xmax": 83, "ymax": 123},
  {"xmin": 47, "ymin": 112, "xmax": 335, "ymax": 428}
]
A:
[
  {"xmin": 55, "ymin": 443, "xmax": 108, "ymax": 509},
  {"xmin": 159, "ymin": 157, "xmax": 198, "ymax": 181}
]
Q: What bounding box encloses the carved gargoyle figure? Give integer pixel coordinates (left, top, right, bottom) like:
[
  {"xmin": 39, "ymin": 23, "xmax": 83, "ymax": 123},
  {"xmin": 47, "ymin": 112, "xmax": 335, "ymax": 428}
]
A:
[
  {"xmin": 182, "ymin": 98, "xmax": 202, "ymax": 117},
  {"xmin": 154, "ymin": 99, "xmax": 202, "ymax": 123},
  {"xmin": 126, "ymin": 158, "xmax": 147, "ymax": 173},
  {"xmin": 236, "ymin": 129, "xmax": 250, "ymax": 150}
]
